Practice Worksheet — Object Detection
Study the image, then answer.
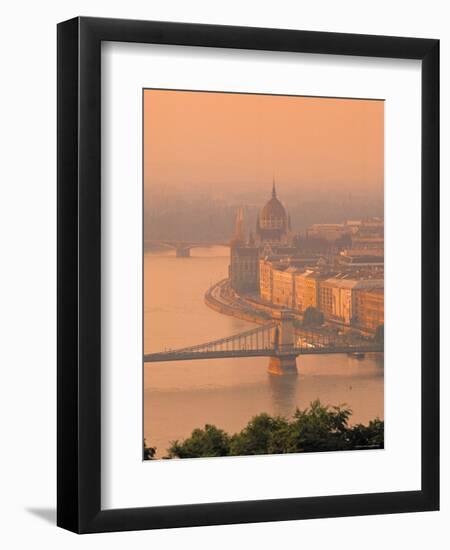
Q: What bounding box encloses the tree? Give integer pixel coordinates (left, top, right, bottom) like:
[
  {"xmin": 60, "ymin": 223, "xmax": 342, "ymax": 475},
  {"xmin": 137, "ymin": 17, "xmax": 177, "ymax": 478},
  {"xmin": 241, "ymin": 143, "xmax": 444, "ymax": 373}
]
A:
[
  {"xmin": 143, "ymin": 439, "xmax": 156, "ymax": 460},
  {"xmin": 285, "ymin": 400, "xmax": 352, "ymax": 453},
  {"xmin": 229, "ymin": 413, "xmax": 290, "ymax": 456},
  {"xmin": 167, "ymin": 424, "xmax": 230, "ymax": 458},
  {"xmin": 345, "ymin": 419, "xmax": 384, "ymax": 449},
  {"xmin": 303, "ymin": 306, "xmax": 324, "ymax": 327},
  {"xmin": 164, "ymin": 401, "xmax": 384, "ymax": 459}
]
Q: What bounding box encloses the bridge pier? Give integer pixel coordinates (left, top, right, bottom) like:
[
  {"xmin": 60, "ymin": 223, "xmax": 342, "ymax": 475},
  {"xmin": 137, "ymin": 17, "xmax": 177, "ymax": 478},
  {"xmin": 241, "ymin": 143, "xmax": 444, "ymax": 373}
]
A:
[
  {"xmin": 176, "ymin": 247, "xmax": 191, "ymax": 257},
  {"xmin": 267, "ymin": 354, "xmax": 298, "ymax": 376}
]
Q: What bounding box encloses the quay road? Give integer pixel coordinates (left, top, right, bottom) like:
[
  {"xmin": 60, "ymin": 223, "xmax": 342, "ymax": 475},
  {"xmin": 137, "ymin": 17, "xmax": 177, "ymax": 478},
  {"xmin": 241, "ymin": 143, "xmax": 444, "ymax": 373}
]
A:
[
  {"xmin": 205, "ymin": 279, "xmax": 272, "ymax": 325},
  {"xmin": 205, "ymin": 278, "xmax": 378, "ymax": 348}
]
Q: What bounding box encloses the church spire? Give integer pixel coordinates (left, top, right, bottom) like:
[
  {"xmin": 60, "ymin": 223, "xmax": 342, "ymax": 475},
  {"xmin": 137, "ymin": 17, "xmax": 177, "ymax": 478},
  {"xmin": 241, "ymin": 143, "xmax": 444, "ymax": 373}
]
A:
[{"xmin": 231, "ymin": 206, "xmax": 245, "ymax": 245}]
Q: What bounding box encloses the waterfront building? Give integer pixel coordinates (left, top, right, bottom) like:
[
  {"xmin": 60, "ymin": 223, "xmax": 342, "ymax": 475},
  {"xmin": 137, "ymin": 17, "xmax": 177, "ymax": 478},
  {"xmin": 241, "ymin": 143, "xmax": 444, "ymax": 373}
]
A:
[
  {"xmin": 259, "ymin": 256, "xmax": 323, "ymax": 305},
  {"xmin": 294, "ymin": 270, "xmax": 335, "ymax": 313},
  {"xmin": 259, "ymin": 256, "xmax": 275, "ymax": 302},
  {"xmin": 230, "ymin": 183, "xmax": 293, "ymax": 293},
  {"xmin": 319, "ymin": 280, "xmax": 335, "ymax": 321},
  {"xmin": 294, "ymin": 270, "xmax": 309, "ymax": 312},
  {"xmin": 319, "ymin": 276, "xmax": 384, "ymax": 326},
  {"xmin": 354, "ymin": 288, "xmax": 384, "ymax": 332},
  {"xmin": 229, "ymin": 186, "xmax": 385, "ymax": 324},
  {"xmin": 229, "ymin": 207, "xmax": 259, "ymax": 292},
  {"xmin": 229, "ymin": 246, "xmax": 260, "ymax": 292},
  {"xmin": 271, "ymin": 266, "xmax": 298, "ymax": 308}
]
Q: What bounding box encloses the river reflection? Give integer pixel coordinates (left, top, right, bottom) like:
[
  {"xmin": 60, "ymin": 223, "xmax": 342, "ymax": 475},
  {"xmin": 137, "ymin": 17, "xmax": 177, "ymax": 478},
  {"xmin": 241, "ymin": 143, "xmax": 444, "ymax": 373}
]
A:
[{"xmin": 144, "ymin": 247, "xmax": 384, "ymax": 458}]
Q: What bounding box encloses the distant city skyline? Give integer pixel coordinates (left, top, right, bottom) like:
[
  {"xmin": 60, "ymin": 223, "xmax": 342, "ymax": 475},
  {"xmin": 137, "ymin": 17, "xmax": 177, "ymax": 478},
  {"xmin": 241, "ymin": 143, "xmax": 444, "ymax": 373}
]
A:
[{"xmin": 144, "ymin": 90, "xmax": 384, "ymax": 197}]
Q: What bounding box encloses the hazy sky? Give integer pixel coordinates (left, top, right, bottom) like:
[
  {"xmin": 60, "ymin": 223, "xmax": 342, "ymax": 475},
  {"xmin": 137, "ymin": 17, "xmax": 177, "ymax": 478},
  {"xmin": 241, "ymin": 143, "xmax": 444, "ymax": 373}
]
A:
[{"xmin": 144, "ymin": 89, "xmax": 383, "ymax": 196}]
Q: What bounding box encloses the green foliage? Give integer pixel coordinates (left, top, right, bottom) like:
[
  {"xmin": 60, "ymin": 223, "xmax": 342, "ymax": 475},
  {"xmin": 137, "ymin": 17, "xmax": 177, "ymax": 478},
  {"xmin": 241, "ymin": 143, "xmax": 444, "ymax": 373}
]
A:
[
  {"xmin": 285, "ymin": 400, "xmax": 352, "ymax": 452},
  {"xmin": 167, "ymin": 424, "xmax": 230, "ymax": 458},
  {"xmin": 143, "ymin": 439, "xmax": 156, "ymax": 460},
  {"xmin": 229, "ymin": 413, "xmax": 290, "ymax": 456},
  {"xmin": 345, "ymin": 419, "xmax": 385, "ymax": 449},
  {"xmin": 303, "ymin": 306, "xmax": 324, "ymax": 327},
  {"xmin": 166, "ymin": 400, "xmax": 384, "ymax": 459}
]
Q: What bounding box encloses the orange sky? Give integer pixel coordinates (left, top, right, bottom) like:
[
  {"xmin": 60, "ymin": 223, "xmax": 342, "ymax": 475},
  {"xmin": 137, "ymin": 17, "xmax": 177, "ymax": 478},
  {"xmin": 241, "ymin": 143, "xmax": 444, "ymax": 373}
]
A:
[{"xmin": 144, "ymin": 90, "xmax": 384, "ymax": 195}]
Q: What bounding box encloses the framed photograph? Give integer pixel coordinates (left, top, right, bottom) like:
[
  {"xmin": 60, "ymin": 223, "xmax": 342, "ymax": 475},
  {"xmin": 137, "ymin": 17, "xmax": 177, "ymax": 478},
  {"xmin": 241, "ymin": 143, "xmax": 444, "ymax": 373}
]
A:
[{"xmin": 57, "ymin": 17, "xmax": 439, "ymax": 533}]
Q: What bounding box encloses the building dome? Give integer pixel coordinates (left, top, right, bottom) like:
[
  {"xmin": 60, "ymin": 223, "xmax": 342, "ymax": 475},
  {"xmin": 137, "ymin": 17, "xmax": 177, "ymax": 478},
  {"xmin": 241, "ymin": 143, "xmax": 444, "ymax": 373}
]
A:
[
  {"xmin": 256, "ymin": 182, "xmax": 291, "ymax": 244},
  {"xmin": 259, "ymin": 183, "xmax": 288, "ymax": 230}
]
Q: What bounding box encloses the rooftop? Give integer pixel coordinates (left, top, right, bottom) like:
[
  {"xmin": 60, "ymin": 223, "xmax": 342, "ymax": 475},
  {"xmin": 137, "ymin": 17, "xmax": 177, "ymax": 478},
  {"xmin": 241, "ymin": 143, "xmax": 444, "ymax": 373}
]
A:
[{"xmin": 322, "ymin": 277, "xmax": 384, "ymax": 290}]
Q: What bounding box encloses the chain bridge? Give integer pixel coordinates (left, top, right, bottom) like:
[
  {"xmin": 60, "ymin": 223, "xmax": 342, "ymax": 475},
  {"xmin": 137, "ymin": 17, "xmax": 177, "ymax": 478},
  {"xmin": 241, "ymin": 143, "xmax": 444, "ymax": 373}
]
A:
[{"xmin": 144, "ymin": 314, "xmax": 383, "ymax": 374}]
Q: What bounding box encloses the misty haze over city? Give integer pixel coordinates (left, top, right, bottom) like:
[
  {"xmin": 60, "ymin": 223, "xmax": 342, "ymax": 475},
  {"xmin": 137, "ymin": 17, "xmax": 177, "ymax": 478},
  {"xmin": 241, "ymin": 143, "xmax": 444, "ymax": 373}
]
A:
[
  {"xmin": 144, "ymin": 90, "xmax": 383, "ymax": 243},
  {"xmin": 144, "ymin": 184, "xmax": 383, "ymax": 242}
]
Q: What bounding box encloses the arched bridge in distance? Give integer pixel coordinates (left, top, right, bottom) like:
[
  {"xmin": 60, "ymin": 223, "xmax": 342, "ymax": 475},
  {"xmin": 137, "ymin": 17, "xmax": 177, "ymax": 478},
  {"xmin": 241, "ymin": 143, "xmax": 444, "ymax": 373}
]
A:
[
  {"xmin": 145, "ymin": 240, "xmax": 230, "ymax": 257},
  {"xmin": 143, "ymin": 314, "xmax": 383, "ymax": 375}
]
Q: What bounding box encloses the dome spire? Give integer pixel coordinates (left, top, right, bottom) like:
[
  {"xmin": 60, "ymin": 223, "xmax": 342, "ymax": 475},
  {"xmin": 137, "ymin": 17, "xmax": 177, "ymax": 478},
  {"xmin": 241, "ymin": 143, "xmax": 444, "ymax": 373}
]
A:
[{"xmin": 272, "ymin": 177, "xmax": 277, "ymax": 198}]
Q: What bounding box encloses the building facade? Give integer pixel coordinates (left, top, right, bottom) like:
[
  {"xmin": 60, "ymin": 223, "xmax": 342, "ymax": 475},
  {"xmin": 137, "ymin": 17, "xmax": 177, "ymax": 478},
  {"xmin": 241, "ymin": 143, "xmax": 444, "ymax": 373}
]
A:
[
  {"xmin": 271, "ymin": 266, "xmax": 297, "ymax": 308},
  {"xmin": 259, "ymin": 257, "xmax": 275, "ymax": 302},
  {"xmin": 335, "ymin": 249, "xmax": 384, "ymax": 271},
  {"xmin": 230, "ymin": 183, "xmax": 292, "ymax": 293},
  {"xmin": 319, "ymin": 276, "xmax": 384, "ymax": 326},
  {"xmin": 229, "ymin": 190, "xmax": 385, "ymax": 332},
  {"xmin": 294, "ymin": 270, "xmax": 335, "ymax": 313},
  {"xmin": 228, "ymin": 206, "xmax": 259, "ymax": 292},
  {"xmin": 229, "ymin": 246, "xmax": 260, "ymax": 292},
  {"xmin": 355, "ymin": 288, "xmax": 384, "ymax": 332}
]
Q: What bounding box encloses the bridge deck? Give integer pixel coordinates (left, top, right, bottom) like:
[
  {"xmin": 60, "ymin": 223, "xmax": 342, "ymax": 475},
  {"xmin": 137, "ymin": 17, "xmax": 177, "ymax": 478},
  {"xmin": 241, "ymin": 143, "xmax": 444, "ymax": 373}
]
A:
[{"xmin": 144, "ymin": 345, "xmax": 383, "ymax": 363}]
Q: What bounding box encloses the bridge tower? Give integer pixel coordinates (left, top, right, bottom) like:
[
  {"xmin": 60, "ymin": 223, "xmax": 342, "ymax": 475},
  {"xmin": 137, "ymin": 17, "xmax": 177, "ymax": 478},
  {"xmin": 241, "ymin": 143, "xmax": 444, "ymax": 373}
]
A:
[
  {"xmin": 176, "ymin": 243, "xmax": 191, "ymax": 257},
  {"xmin": 268, "ymin": 310, "xmax": 298, "ymax": 375}
]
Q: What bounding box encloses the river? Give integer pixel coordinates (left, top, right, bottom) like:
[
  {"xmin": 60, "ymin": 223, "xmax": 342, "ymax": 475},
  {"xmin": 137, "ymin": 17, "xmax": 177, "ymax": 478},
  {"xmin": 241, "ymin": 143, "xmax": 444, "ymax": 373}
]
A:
[{"xmin": 144, "ymin": 246, "xmax": 384, "ymax": 458}]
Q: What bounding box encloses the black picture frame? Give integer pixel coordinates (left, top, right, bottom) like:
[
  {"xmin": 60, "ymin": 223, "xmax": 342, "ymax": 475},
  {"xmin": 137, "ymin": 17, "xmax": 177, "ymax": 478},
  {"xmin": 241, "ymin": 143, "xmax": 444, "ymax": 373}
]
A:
[{"xmin": 57, "ymin": 16, "xmax": 439, "ymax": 533}]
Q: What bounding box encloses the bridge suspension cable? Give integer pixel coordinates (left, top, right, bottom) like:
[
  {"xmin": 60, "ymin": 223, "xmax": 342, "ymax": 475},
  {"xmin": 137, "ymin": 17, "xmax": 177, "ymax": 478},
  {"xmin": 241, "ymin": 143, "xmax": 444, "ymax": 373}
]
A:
[
  {"xmin": 161, "ymin": 322, "xmax": 278, "ymax": 356},
  {"xmin": 143, "ymin": 320, "xmax": 383, "ymax": 363}
]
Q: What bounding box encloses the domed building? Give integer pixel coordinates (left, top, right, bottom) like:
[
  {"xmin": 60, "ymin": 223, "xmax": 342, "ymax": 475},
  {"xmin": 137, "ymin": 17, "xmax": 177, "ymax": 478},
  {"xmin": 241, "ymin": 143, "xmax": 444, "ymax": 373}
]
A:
[
  {"xmin": 228, "ymin": 182, "xmax": 294, "ymax": 292},
  {"xmin": 256, "ymin": 182, "xmax": 291, "ymax": 245}
]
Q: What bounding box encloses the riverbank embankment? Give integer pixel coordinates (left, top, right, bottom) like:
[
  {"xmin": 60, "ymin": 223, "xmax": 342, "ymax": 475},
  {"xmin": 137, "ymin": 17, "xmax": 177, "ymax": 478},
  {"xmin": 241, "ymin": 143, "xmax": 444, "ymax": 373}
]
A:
[{"xmin": 204, "ymin": 279, "xmax": 272, "ymax": 325}]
